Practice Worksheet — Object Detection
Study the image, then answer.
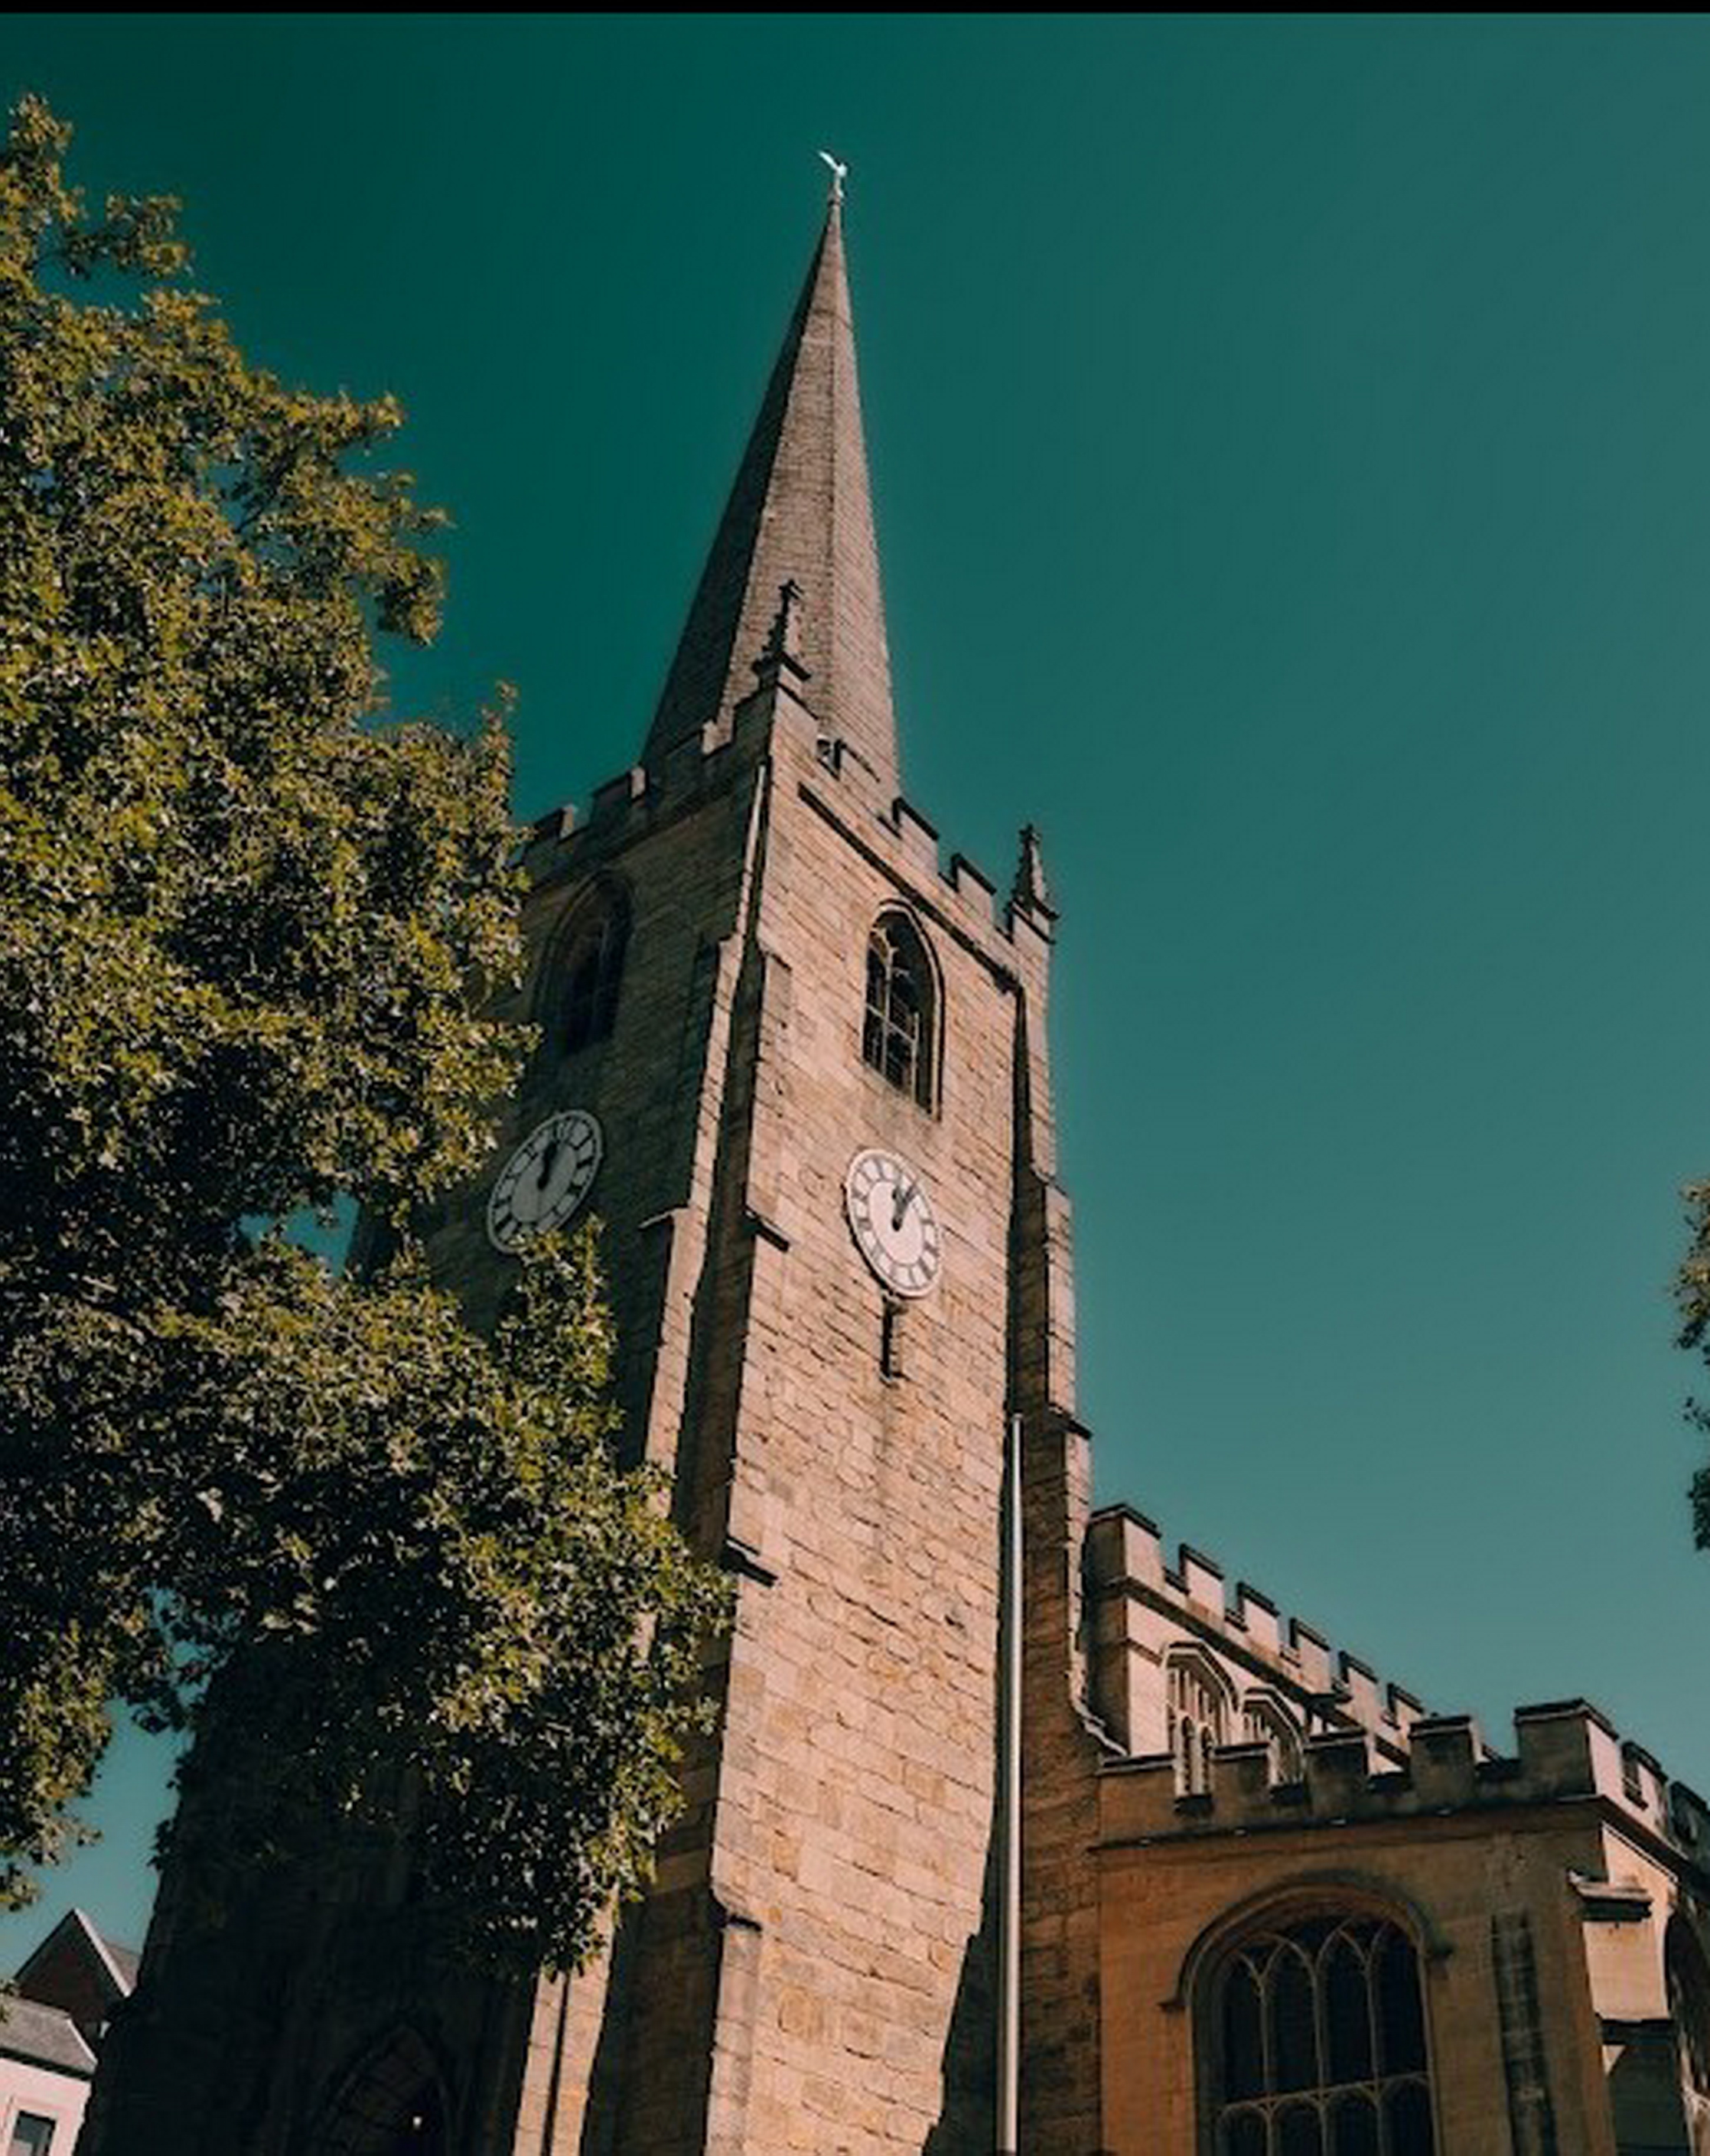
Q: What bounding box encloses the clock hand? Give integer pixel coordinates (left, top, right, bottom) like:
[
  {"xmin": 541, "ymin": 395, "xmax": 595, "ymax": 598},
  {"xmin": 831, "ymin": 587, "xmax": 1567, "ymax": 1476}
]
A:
[
  {"xmin": 536, "ymin": 1136, "xmax": 561, "ymax": 1190},
  {"xmin": 892, "ymin": 1174, "xmax": 912, "ymax": 1232}
]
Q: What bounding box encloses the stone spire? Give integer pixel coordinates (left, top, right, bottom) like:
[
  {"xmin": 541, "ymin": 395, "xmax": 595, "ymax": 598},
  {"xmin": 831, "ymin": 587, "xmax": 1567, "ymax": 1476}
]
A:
[{"xmin": 642, "ymin": 193, "xmax": 899, "ymax": 795}]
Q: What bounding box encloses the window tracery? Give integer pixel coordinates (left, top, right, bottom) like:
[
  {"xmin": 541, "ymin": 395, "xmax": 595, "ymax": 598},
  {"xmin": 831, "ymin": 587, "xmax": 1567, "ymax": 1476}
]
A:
[
  {"xmin": 862, "ymin": 911, "xmax": 936, "ymax": 1107},
  {"xmin": 1168, "ymin": 1646, "xmax": 1234, "ymax": 1796},
  {"xmin": 555, "ymin": 884, "xmax": 628, "ymax": 1054},
  {"xmin": 1243, "ymin": 1693, "xmax": 1304, "ymax": 1783},
  {"xmin": 1207, "ymin": 1912, "xmax": 1436, "ymax": 2156}
]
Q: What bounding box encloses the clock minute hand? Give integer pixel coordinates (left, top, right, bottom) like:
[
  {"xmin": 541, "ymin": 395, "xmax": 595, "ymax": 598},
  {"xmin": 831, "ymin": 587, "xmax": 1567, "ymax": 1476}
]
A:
[{"xmin": 892, "ymin": 1173, "xmax": 912, "ymax": 1233}]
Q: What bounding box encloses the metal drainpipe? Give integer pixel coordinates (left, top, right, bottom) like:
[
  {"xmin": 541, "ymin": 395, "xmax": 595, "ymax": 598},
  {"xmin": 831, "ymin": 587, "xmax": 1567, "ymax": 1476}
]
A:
[{"xmin": 997, "ymin": 1411, "xmax": 1023, "ymax": 2153}]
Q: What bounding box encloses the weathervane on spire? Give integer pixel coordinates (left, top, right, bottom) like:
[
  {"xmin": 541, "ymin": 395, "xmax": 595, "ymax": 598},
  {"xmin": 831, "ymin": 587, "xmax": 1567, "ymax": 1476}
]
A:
[{"xmin": 818, "ymin": 150, "xmax": 848, "ymax": 205}]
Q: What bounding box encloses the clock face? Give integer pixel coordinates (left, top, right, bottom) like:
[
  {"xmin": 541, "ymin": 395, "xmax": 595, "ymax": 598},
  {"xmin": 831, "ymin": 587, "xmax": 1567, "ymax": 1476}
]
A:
[
  {"xmin": 486, "ymin": 1109, "xmax": 604, "ymax": 1253},
  {"xmin": 844, "ymin": 1147, "xmax": 942, "ymax": 1298}
]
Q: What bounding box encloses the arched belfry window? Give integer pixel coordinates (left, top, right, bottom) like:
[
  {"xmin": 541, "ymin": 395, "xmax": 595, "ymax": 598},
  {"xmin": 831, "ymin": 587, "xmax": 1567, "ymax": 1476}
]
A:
[
  {"xmin": 1167, "ymin": 1644, "xmax": 1235, "ymax": 1796},
  {"xmin": 863, "ymin": 910, "xmax": 937, "ymax": 1108},
  {"xmin": 318, "ymin": 2025, "xmax": 450, "ymax": 2156},
  {"xmin": 1207, "ymin": 1910, "xmax": 1436, "ymax": 2156},
  {"xmin": 553, "ymin": 882, "xmax": 628, "ymax": 1055}
]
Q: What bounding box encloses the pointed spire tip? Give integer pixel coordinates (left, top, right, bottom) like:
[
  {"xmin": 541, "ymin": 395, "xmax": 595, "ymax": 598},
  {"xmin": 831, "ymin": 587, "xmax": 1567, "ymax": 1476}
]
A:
[{"xmin": 643, "ymin": 162, "xmax": 894, "ymax": 790}]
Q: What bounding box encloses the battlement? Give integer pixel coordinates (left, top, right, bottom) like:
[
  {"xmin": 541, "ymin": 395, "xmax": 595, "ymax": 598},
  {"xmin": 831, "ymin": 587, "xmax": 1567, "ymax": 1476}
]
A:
[
  {"xmin": 513, "ymin": 661, "xmax": 1043, "ymax": 956},
  {"xmin": 1086, "ymin": 1504, "xmax": 1426, "ymax": 1759},
  {"xmin": 1098, "ymin": 1698, "xmax": 1710, "ymax": 1876}
]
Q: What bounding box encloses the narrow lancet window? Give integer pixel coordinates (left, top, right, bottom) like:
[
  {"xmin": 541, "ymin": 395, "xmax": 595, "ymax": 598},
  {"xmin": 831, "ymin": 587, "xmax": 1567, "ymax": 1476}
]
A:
[
  {"xmin": 1243, "ymin": 1693, "xmax": 1304, "ymax": 1783},
  {"xmin": 1168, "ymin": 1646, "xmax": 1233, "ymax": 1796},
  {"xmin": 556, "ymin": 885, "xmax": 629, "ymax": 1054},
  {"xmin": 863, "ymin": 911, "xmax": 936, "ymax": 1108}
]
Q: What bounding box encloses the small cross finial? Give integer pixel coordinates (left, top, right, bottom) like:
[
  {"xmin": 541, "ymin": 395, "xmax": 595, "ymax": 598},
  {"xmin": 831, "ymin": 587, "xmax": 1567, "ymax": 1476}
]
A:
[{"xmin": 818, "ymin": 150, "xmax": 848, "ymax": 205}]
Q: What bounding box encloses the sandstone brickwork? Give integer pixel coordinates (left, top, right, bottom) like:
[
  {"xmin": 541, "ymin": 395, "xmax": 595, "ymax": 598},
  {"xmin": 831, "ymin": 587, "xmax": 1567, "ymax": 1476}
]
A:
[
  {"xmin": 1083, "ymin": 1505, "xmax": 1710, "ymax": 2155},
  {"xmin": 1095, "ymin": 1695, "xmax": 1710, "ymax": 2155},
  {"xmin": 353, "ymin": 568, "xmax": 1079, "ymax": 2151}
]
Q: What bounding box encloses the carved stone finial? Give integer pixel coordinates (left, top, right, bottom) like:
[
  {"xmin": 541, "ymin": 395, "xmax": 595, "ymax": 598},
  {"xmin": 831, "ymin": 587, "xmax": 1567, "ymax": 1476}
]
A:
[
  {"xmin": 753, "ymin": 578, "xmax": 811, "ymax": 683},
  {"xmin": 1012, "ymin": 823, "xmax": 1056, "ymax": 919}
]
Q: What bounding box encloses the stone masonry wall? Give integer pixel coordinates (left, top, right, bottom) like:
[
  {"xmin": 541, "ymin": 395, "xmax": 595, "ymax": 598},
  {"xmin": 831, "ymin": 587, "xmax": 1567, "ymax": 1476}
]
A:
[
  {"xmin": 502, "ymin": 663, "xmax": 1056, "ymax": 2152},
  {"xmin": 673, "ymin": 682, "xmax": 1019, "ymax": 2151}
]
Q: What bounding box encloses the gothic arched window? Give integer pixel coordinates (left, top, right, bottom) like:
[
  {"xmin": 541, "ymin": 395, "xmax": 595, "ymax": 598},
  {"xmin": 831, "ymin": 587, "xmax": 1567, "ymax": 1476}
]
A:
[
  {"xmin": 554, "ymin": 884, "xmax": 629, "ymax": 1055},
  {"xmin": 1243, "ymin": 1693, "xmax": 1304, "ymax": 1784},
  {"xmin": 1168, "ymin": 1646, "xmax": 1235, "ymax": 1796},
  {"xmin": 1207, "ymin": 1912, "xmax": 1436, "ymax": 2156},
  {"xmin": 863, "ymin": 911, "xmax": 937, "ymax": 1108},
  {"xmin": 319, "ymin": 2026, "xmax": 450, "ymax": 2156}
]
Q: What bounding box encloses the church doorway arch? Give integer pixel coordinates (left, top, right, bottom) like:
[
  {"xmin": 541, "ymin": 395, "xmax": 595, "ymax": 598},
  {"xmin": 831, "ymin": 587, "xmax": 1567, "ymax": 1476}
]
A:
[{"xmin": 311, "ymin": 2024, "xmax": 452, "ymax": 2156}]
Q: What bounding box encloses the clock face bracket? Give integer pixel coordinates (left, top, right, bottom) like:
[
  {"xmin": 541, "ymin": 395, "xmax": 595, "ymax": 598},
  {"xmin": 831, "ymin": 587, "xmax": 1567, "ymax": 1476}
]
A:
[
  {"xmin": 844, "ymin": 1146, "xmax": 942, "ymax": 1299},
  {"xmin": 486, "ymin": 1107, "xmax": 604, "ymax": 1254}
]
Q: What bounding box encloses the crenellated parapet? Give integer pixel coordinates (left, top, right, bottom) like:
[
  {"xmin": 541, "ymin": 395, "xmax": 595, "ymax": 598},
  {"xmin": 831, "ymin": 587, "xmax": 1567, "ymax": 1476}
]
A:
[
  {"xmin": 1097, "ymin": 1694, "xmax": 1710, "ymax": 1879},
  {"xmin": 512, "ymin": 621, "xmax": 1042, "ymax": 967},
  {"xmin": 1086, "ymin": 1503, "xmax": 1425, "ymax": 1769},
  {"xmin": 1086, "ymin": 1504, "xmax": 1709, "ymax": 1883}
]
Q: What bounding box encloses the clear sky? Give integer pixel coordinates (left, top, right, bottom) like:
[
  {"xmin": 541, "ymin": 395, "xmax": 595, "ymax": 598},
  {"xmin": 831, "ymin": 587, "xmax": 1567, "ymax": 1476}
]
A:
[{"xmin": 6, "ymin": 14, "xmax": 1709, "ymax": 1966}]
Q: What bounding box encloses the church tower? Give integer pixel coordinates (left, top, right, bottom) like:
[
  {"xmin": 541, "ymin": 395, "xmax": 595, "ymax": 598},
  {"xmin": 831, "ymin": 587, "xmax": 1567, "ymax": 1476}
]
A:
[{"xmin": 88, "ymin": 187, "xmax": 1109, "ymax": 2155}]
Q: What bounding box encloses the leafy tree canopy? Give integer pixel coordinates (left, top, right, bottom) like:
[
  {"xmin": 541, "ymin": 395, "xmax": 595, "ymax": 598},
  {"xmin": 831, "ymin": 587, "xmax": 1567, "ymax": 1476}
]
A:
[{"xmin": 0, "ymin": 95, "xmax": 724, "ymax": 1973}]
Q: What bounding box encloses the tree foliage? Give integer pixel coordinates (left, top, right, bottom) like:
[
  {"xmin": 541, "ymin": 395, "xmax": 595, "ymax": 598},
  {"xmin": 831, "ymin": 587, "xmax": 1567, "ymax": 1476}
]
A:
[
  {"xmin": 0, "ymin": 95, "xmax": 724, "ymax": 1972},
  {"xmin": 1675, "ymin": 1185, "xmax": 1710, "ymax": 1552}
]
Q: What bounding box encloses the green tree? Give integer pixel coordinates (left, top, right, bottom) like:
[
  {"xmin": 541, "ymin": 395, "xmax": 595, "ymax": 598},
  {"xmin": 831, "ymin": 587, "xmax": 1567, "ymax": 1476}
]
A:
[
  {"xmin": 0, "ymin": 95, "xmax": 724, "ymax": 1973},
  {"xmin": 1676, "ymin": 1185, "xmax": 1710, "ymax": 1551}
]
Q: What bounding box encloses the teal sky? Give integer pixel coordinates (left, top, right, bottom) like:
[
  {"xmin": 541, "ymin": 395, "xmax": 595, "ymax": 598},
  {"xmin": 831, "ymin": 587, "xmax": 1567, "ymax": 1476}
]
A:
[{"xmin": 7, "ymin": 14, "xmax": 1710, "ymax": 1964}]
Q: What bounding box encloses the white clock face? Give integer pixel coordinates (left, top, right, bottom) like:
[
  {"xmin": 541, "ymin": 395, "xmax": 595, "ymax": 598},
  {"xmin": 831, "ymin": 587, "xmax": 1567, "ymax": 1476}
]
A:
[
  {"xmin": 844, "ymin": 1147, "xmax": 942, "ymax": 1298},
  {"xmin": 486, "ymin": 1109, "xmax": 604, "ymax": 1253}
]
